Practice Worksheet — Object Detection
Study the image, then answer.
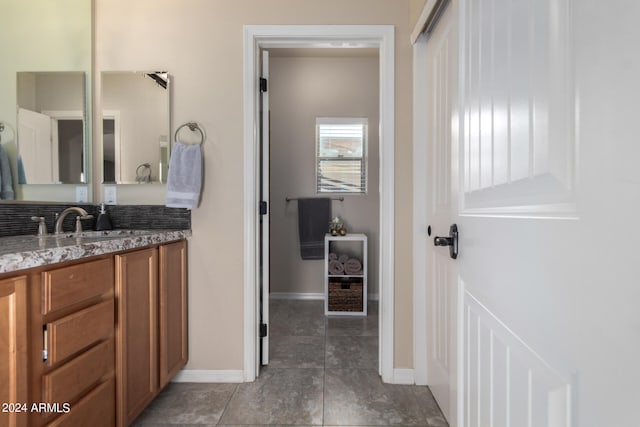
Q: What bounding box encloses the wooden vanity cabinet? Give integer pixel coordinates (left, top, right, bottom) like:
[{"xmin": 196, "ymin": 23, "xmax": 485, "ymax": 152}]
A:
[
  {"xmin": 0, "ymin": 238, "xmax": 187, "ymax": 427},
  {"xmin": 35, "ymin": 257, "xmax": 116, "ymax": 427},
  {"xmin": 116, "ymin": 240, "xmax": 188, "ymax": 426},
  {"xmin": 0, "ymin": 276, "xmax": 28, "ymax": 427}
]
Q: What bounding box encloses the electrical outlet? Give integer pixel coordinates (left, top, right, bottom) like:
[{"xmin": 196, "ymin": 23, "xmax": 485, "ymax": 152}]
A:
[
  {"xmin": 104, "ymin": 186, "xmax": 117, "ymax": 205},
  {"xmin": 75, "ymin": 186, "xmax": 88, "ymax": 203}
]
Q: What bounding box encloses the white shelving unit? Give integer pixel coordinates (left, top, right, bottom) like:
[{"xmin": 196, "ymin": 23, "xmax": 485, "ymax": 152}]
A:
[{"xmin": 324, "ymin": 233, "xmax": 367, "ymax": 316}]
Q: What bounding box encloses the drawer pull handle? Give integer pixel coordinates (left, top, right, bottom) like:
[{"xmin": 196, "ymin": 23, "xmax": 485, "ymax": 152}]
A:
[{"xmin": 43, "ymin": 325, "xmax": 48, "ymax": 361}]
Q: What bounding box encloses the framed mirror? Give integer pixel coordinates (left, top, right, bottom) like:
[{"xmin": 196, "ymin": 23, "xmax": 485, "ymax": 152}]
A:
[
  {"xmin": 0, "ymin": 0, "xmax": 92, "ymax": 202},
  {"xmin": 102, "ymin": 71, "xmax": 171, "ymax": 184},
  {"xmin": 16, "ymin": 72, "xmax": 87, "ymax": 184}
]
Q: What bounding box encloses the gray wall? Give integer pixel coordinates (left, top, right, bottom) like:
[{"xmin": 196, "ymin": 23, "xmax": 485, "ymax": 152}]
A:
[{"xmin": 269, "ymin": 53, "xmax": 380, "ymax": 298}]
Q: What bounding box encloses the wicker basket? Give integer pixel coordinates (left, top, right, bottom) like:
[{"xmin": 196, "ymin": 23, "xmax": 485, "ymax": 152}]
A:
[{"xmin": 328, "ymin": 279, "xmax": 363, "ymax": 312}]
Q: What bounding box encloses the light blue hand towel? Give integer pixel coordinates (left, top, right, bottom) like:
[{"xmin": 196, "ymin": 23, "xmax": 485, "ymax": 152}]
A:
[
  {"xmin": 166, "ymin": 142, "xmax": 203, "ymax": 209},
  {"xmin": 0, "ymin": 143, "xmax": 14, "ymax": 200}
]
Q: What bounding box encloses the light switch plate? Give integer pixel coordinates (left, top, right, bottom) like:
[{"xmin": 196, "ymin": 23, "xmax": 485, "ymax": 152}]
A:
[
  {"xmin": 75, "ymin": 186, "xmax": 88, "ymax": 203},
  {"xmin": 104, "ymin": 186, "xmax": 117, "ymax": 205}
]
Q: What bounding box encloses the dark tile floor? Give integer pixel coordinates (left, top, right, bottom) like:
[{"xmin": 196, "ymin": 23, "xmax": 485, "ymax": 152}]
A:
[{"xmin": 133, "ymin": 299, "xmax": 448, "ymax": 426}]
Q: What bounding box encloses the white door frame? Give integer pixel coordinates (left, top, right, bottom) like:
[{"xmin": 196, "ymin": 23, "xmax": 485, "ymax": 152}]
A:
[
  {"xmin": 412, "ymin": 6, "xmax": 464, "ymax": 422},
  {"xmin": 412, "ymin": 11, "xmax": 463, "ymax": 424},
  {"xmin": 243, "ymin": 24, "xmax": 396, "ymax": 382},
  {"xmin": 412, "ymin": 0, "xmax": 448, "ymax": 388},
  {"xmin": 412, "ymin": 33, "xmax": 429, "ymax": 387}
]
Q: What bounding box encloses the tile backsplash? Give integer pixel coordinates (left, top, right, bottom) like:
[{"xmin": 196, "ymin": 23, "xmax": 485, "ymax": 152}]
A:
[{"xmin": 0, "ymin": 203, "xmax": 191, "ymax": 238}]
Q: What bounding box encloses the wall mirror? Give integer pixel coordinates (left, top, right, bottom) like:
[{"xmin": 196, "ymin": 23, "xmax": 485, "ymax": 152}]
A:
[
  {"xmin": 102, "ymin": 71, "xmax": 171, "ymax": 184},
  {"xmin": 0, "ymin": 0, "xmax": 91, "ymax": 202},
  {"xmin": 16, "ymin": 72, "xmax": 87, "ymax": 184}
]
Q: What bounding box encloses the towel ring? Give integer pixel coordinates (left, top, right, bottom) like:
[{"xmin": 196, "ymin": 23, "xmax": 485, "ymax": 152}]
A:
[
  {"xmin": 136, "ymin": 163, "xmax": 152, "ymax": 183},
  {"xmin": 174, "ymin": 122, "xmax": 204, "ymax": 145}
]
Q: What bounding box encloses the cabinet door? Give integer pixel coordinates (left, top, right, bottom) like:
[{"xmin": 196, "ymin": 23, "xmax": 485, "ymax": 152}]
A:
[
  {"xmin": 45, "ymin": 377, "xmax": 115, "ymax": 427},
  {"xmin": 115, "ymin": 248, "xmax": 158, "ymax": 426},
  {"xmin": 0, "ymin": 276, "xmax": 28, "ymax": 427},
  {"xmin": 158, "ymin": 241, "xmax": 188, "ymax": 389}
]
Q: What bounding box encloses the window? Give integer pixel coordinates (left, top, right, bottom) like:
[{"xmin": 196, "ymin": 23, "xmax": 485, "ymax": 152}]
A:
[{"xmin": 316, "ymin": 117, "xmax": 368, "ymax": 193}]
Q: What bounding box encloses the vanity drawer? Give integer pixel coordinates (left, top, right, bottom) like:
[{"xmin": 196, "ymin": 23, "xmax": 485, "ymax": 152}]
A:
[
  {"xmin": 47, "ymin": 299, "xmax": 114, "ymax": 365},
  {"xmin": 43, "ymin": 258, "xmax": 113, "ymax": 315},
  {"xmin": 46, "ymin": 376, "xmax": 115, "ymax": 427},
  {"xmin": 43, "ymin": 338, "xmax": 114, "ymax": 404}
]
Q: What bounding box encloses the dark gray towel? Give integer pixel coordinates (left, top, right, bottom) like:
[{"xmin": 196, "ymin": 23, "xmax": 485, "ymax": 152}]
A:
[{"xmin": 297, "ymin": 197, "xmax": 331, "ymax": 260}]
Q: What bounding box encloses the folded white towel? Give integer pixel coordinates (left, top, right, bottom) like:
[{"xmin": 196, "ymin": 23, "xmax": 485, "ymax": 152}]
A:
[
  {"xmin": 338, "ymin": 254, "xmax": 349, "ymax": 263},
  {"xmin": 166, "ymin": 142, "xmax": 202, "ymax": 209},
  {"xmin": 329, "ymin": 252, "xmax": 338, "ymax": 261},
  {"xmin": 328, "ymin": 260, "xmax": 345, "ymax": 275},
  {"xmin": 344, "ymin": 258, "xmax": 362, "ymax": 275}
]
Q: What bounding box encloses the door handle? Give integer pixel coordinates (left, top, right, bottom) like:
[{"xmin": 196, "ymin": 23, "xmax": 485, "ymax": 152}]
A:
[{"xmin": 434, "ymin": 224, "xmax": 458, "ymax": 259}]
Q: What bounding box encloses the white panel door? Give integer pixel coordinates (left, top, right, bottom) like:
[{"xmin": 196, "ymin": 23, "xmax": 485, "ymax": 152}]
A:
[
  {"xmin": 455, "ymin": 1, "xmax": 575, "ymax": 424},
  {"xmin": 259, "ymin": 49, "xmax": 270, "ymax": 368},
  {"xmin": 435, "ymin": 0, "xmax": 640, "ymax": 426},
  {"xmin": 424, "ymin": 1, "xmax": 458, "ymax": 424},
  {"xmin": 17, "ymin": 107, "xmax": 55, "ymax": 184},
  {"xmin": 418, "ymin": 0, "xmax": 640, "ymax": 425}
]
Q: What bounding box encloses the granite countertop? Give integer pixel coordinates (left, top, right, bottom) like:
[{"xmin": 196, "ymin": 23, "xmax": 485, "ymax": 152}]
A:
[{"xmin": 0, "ymin": 229, "xmax": 191, "ymax": 274}]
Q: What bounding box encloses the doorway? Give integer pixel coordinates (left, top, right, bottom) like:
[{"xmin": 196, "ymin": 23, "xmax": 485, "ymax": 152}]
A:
[
  {"xmin": 243, "ymin": 25, "xmax": 396, "ymax": 383},
  {"xmin": 266, "ymin": 46, "xmax": 381, "ymax": 376}
]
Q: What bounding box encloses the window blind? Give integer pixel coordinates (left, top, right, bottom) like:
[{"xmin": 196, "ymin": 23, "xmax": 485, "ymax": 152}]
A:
[{"xmin": 316, "ymin": 118, "xmax": 367, "ymax": 193}]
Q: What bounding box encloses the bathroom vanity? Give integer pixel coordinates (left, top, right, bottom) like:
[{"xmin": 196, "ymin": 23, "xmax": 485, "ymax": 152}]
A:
[{"xmin": 0, "ymin": 230, "xmax": 189, "ymax": 427}]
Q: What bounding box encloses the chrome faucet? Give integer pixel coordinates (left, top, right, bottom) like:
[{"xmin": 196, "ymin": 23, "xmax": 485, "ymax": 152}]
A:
[{"xmin": 54, "ymin": 207, "xmax": 94, "ymax": 234}]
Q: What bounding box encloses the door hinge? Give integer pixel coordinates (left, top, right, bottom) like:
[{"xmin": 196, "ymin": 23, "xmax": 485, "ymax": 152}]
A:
[
  {"xmin": 260, "ymin": 77, "xmax": 268, "ymax": 92},
  {"xmin": 260, "ymin": 323, "xmax": 268, "ymax": 338},
  {"xmin": 259, "ymin": 201, "xmax": 268, "ymax": 215}
]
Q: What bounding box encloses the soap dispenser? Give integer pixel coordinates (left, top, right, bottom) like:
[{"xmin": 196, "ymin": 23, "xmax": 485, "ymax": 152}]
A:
[{"xmin": 95, "ymin": 203, "xmax": 113, "ymax": 231}]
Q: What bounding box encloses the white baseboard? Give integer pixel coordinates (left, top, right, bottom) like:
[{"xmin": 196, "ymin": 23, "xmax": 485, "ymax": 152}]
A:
[
  {"xmin": 392, "ymin": 368, "xmax": 415, "ymax": 385},
  {"xmin": 172, "ymin": 368, "xmax": 412, "ymax": 385},
  {"xmin": 171, "ymin": 369, "xmax": 244, "ymax": 383},
  {"xmin": 270, "ymin": 292, "xmax": 324, "ymax": 300}
]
